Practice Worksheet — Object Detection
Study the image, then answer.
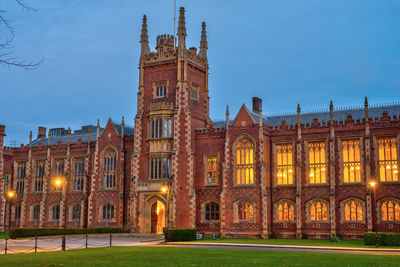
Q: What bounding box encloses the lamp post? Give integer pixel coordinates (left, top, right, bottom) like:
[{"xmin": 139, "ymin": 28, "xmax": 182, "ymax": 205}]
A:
[
  {"xmin": 54, "ymin": 177, "xmax": 67, "ymax": 251},
  {"xmin": 369, "ymin": 181, "xmax": 378, "ymax": 248},
  {"xmin": 7, "ymin": 191, "xmax": 15, "ymax": 237},
  {"xmin": 161, "ymin": 175, "xmax": 174, "ymax": 238}
]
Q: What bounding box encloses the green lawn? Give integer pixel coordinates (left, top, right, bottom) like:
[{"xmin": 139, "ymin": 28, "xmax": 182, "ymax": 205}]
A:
[
  {"xmin": 0, "ymin": 232, "xmax": 9, "ymax": 239},
  {"xmin": 189, "ymin": 237, "xmax": 400, "ymax": 248},
  {"xmin": 0, "ymin": 246, "xmax": 399, "ymax": 267}
]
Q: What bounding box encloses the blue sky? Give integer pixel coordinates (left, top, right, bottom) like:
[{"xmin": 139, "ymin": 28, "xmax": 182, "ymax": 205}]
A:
[{"xmin": 1, "ymin": 0, "xmax": 400, "ymax": 145}]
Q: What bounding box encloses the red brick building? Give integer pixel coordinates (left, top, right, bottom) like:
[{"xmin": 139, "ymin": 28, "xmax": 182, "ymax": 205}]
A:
[{"xmin": 1, "ymin": 8, "xmax": 400, "ymax": 239}]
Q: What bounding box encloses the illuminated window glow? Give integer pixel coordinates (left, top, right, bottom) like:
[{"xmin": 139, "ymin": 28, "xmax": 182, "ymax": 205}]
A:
[
  {"xmin": 308, "ymin": 142, "xmax": 327, "ymax": 184},
  {"xmin": 206, "ymin": 155, "xmax": 218, "ymax": 185},
  {"xmin": 378, "ymin": 137, "xmax": 398, "ymax": 182},
  {"xmin": 276, "ymin": 144, "xmax": 294, "ymax": 185},
  {"xmin": 238, "ymin": 201, "xmax": 254, "ymax": 221},
  {"xmin": 236, "ymin": 137, "xmax": 254, "ymax": 185},
  {"xmin": 342, "ymin": 140, "xmax": 361, "ymax": 183},
  {"xmin": 344, "ymin": 199, "xmax": 363, "ymax": 222},
  {"xmin": 310, "ymin": 200, "xmax": 328, "ymax": 221},
  {"xmin": 381, "ymin": 200, "xmax": 400, "ymax": 222},
  {"xmin": 277, "ymin": 201, "xmax": 295, "ymax": 221}
]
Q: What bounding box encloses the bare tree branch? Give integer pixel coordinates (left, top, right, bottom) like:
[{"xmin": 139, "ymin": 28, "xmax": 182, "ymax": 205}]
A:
[{"xmin": 0, "ymin": 0, "xmax": 42, "ymax": 70}]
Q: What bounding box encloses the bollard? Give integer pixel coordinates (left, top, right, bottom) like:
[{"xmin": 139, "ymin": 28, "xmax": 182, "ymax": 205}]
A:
[
  {"xmin": 62, "ymin": 235, "xmax": 66, "ymax": 251},
  {"xmin": 110, "ymin": 234, "xmax": 112, "ymax": 247},
  {"xmin": 4, "ymin": 238, "xmax": 7, "ymax": 255},
  {"xmin": 35, "ymin": 237, "xmax": 38, "ymax": 253},
  {"xmin": 85, "ymin": 234, "xmax": 88, "ymax": 249}
]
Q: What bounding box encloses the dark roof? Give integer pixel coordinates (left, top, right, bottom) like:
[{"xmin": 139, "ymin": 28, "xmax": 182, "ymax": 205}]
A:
[
  {"xmin": 212, "ymin": 103, "xmax": 400, "ymax": 128},
  {"xmin": 30, "ymin": 122, "xmax": 134, "ymax": 147}
]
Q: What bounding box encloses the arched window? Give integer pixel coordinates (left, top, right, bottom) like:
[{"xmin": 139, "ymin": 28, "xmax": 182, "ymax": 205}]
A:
[
  {"xmin": 205, "ymin": 202, "xmax": 219, "ymax": 221},
  {"xmin": 341, "ymin": 139, "xmax": 361, "ymax": 183},
  {"xmin": 237, "ymin": 200, "xmax": 254, "ymax": 221},
  {"xmin": 275, "ymin": 144, "xmax": 294, "ymax": 185},
  {"xmin": 103, "ymin": 148, "xmax": 117, "ymax": 189},
  {"xmin": 102, "ymin": 203, "xmax": 115, "ymax": 221},
  {"xmin": 73, "ymin": 159, "xmax": 85, "ymax": 191},
  {"xmin": 308, "ymin": 142, "xmax": 327, "ymax": 184},
  {"xmin": 381, "ymin": 199, "xmax": 400, "ymax": 222},
  {"xmin": 31, "ymin": 204, "xmax": 40, "ymax": 221},
  {"xmin": 51, "ymin": 203, "xmax": 60, "ymax": 221},
  {"xmin": 235, "ymin": 137, "xmax": 254, "ymax": 185},
  {"xmin": 34, "ymin": 161, "xmax": 45, "ymax": 192},
  {"xmin": 71, "ymin": 204, "xmax": 81, "ymax": 221},
  {"xmin": 277, "ymin": 201, "xmax": 295, "ymax": 221},
  {"xmin": 377, "ymin": 137, "xmax": 398, "ymax": 182},
  {"xmin": 344, "ymin": 199, "xmax": 363, "ymax": 222},
  {"xmin": 309, "ymin": 200, "xmax": 328, "ymax": 221}
]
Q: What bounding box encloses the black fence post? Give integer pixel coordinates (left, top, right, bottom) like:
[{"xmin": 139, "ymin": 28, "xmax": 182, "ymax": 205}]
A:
[
  {"xmin": 85, "ymin": 234, "xmax": 88, "ymax": 249},
  {"xmin": 4, "ymin": 238, "xmax": 7, "ymax": 255},
  {"xmin": 109, "ymin": 234, "xmax": 112, "ymax": 247},
  {"xmin": 35, "ymin": 237, "xmax": 38, "ymax": 253},
  {"xmin": 62, "ymin": 235, "xmax": 66, "ymax": 251}
]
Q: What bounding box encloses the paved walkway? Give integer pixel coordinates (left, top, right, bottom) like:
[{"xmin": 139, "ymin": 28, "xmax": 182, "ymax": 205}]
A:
[
  {"xmin": 161, "ymin": 242, "xmax": 400, "ymax": 255},
  {"xmin": 0, "ymin": 233, "xmax": 163, "ymax": 254}
]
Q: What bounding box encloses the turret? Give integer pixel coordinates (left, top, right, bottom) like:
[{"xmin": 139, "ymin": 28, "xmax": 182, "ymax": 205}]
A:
[
  {"xmin": 330, "ymin": 100, "xmax": 334, "ymax": 126},
  {"xmin": 177, "ymin": 7, "xmax": 187, "ymax": 51},
  {"xmin": 140, "ymin": 15, "xmax": 150, "ymax": 56},
  {"xmin": 198, "ymin": 22, "xmax": 208, "ymax": 60}
]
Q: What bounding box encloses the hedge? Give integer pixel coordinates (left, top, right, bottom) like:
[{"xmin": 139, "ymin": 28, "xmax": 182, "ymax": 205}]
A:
[
  {"xmin": 8, "ymin": 228, "xmax": 123, "ymax": 239},
  {"xmin": 364, "ymin": 232, "xmax": 400, "ymax": 246},
  {"xmin": 164, "ymin": 228, "xmax": 196, "ymax": 242}
]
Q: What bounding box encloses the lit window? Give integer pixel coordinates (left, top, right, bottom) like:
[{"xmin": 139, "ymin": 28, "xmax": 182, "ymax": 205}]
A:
[
  {"xmin": 149, "ymin": 155, "xmax": 171, "ymax": 180},
  {"xmin": 378, "ymin": 137, "xmax": 398, "ymax": 182},
  {"xmin": 73, "ymin": 159, "xmax": 85, "ymax": 191},
  {"xmin": 102, "ymin": 203, "xmax": 115, "ymax": 221},
  {"xmin": 34, "ymin": 161, "xmax": 45, "ymax": 192},
  {"xmin": 206, "ymin": 155, "xmax": 218, "ymax": 185},
  {"xmin": 276, "ymin": 144, "xmax": 294, "ymax": 185},
  {"xmin": 308, "ymin": 142, "xmax": 327, "ymax": 184},
  {"xmin": 237, "ymin": 201, "xmax": 254, "ymax": 221},
  {"xmin": 205, "ymin": 202, "xmax": 219, "ymax": 221},
  {"xmin": 344, "ymin": 199, "xmax": 363, "ymax": 222},
  {"xmin": 103, "ymin": 149, "xmax": 117, "ymax": 189},
  {"xmin": 236, "ymin": 137, "xmax": 254, "ymax": 185},
  {"xmin": 310, "ymin": 200, "xmax": 328, "ymax": 221},
  {"xmin": 277, "ymin": 201, "xmax": 295, "ymax": 221},
  {"xmin": 381, "ymin": 200, "xmax": 400, "ymax": 222},
  {"xmin": 342, "ymin": 140, "xmax": 361, "ymax": 183}
]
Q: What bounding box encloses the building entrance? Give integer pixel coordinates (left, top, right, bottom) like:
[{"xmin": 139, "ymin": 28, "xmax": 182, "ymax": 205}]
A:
[{"xmin": 150, "ymin": 201, "xmax": 165, "ymax": 234}]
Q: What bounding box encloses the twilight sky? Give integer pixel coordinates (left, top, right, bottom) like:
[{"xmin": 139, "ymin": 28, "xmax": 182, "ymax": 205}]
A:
[{"xmin": 1, "ymin": 0, "xmax": 400, "ymax": 146}]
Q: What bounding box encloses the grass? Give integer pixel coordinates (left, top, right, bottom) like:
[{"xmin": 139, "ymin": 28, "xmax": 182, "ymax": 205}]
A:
[
  {"xmin": 0, "ymin": 233, "xmax": 9, "ymax": 239},
  {"xmin": 0, "ymin": 246, "xmax": 400, "ymax": 266},
  {"xmin": 189, "ymin": 237, "xmax": 400, "ymax": 248}
]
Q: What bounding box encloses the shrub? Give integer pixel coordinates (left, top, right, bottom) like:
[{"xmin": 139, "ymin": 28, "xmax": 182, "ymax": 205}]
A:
[
  {"xmin": 9, "ymin": 228, "xmax": 123, "ymax": 239},
  {"xmin": 164, "ymin": 228, "xmax": 196, "ymax": 242},
  {"xmin": 364, "ymin": 232, "xmax": 400, "ymax": 246}
]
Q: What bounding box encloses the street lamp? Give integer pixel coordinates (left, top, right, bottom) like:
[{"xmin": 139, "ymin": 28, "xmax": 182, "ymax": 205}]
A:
[
  {"xmin": 6, "ymin": 190, "xmax": 16, "ymax": 237},
  {"xmin": 369, "ymin": 180, "xmax": 378, "ymax": 247},
  {"xmin": 53, "ymin": 176, "xmax": 67, "ymax": 251},
  {"xmin": 161, "ymin": 175, "xmax": 174, "ymax": 239}
]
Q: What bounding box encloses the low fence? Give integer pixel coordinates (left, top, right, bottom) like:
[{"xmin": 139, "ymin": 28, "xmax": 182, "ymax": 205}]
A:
[{"xmin": 0, "ymin": 234, "xmax": 122, "ymax": 255}]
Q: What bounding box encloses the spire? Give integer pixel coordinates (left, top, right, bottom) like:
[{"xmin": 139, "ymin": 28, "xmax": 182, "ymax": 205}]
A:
[
  {"xmin": 121, "ymin": 116, "xmax": 125, "ymax": 137},
  {"xmin": 88, "ymin": 126, "xmax": 91, "ymax": 144},
  {"xmin": 67, "ymin": 128, "xmax": 71, "ymax": 145},
  {"xmin": 97, "ymin": 119, "xmax": 100, "ymax": 138},
  {"xmin": 364, "ymin": 96, "xmax": 369, "ymax": 122},
  {"xmin": 199, "ymin": 22, "xmax": 208, "ymax": 60},
  {"xmin": 297, "ymin": 104, "xmax": 301, "ymax": 126},
  {"xmin": 225, "ymin": 105, "xmax": 230, "ymax": 129},
  {"xmin": 48, "ymin": 129, "xmax": 51, "ymax": 146},
  {"xmin": 29, "ymin": 131, "xmax": 32, "ymax": 144},
  {"xmin": 177, "ymin": 7, "xmax": 186, "ymax": 50},
  {"xmin": 330, "ymin": 100, "xmax": 334, "ymax": 125},
  {"xmin": 140, "ymin": 15, "xmax": 150, "ymax": 56}
]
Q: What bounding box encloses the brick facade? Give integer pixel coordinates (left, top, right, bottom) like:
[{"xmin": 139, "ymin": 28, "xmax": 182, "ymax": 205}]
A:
[{"xmin": 1, "ymin": 8, "xmax": 400, "ymax": 239}]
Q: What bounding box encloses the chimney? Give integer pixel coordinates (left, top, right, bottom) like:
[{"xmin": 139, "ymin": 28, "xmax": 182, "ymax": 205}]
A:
[
  {"xmin": 37, "ymin": 126, "xmax": 46, "ymax": 138},
  {"xmin": 252, "ymin": 97, "xmax": 262, "ymax": 113}
]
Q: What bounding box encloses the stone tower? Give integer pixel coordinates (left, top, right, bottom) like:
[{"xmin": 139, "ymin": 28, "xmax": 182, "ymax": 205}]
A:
[{"xmin": 131, "ymin": 7, "xmax": 210, "ymax": 232}]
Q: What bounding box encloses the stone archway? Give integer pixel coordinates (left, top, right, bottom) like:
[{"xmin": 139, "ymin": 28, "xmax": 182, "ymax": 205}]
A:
[{"xmin": 138, "ymin": 195, "xmax": 166, "ymax": 234}]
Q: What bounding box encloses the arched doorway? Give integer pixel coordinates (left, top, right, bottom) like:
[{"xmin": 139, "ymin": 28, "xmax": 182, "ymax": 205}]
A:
[{"xmin": 150, "ymin": 201, "xmax": 165, "ymax": 234}]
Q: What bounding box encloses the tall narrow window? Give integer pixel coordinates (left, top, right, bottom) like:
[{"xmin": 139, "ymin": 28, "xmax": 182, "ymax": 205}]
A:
[
  {"xmin": 191, "ymin": 84, "xmax": 199, "ymax": 101},
  {"xmin": 309, "ymin": 200, "xmax": 328, "ymax": 221},
  {"xmin": 15, "ymin": 205, "xmax": 21, "ymax": 220},
  {"xmin": 149, "ymin": 155, "xmax": 171, "ymax": 180},
  {"xmin": 378, "ymin": 137, "xmax": 398, "ymax": 182},
  {"xmin": 205, "ymin": 202, "xmax": 219, "ymax": 221},
  {"xmin": 276, "ymin": 144, "xmax": 294, "ymax": 185},
  {"xmin": 381, "ymin": 200, "xmax": 400, "ymax": 222},
  {"xmin": 277, "ymin": 201, "xmax": 295, "ymax": 221},
  {"xmin": 154, "ymin": 81, "xmax": 167, "ymax": 98},
  {"xmin": 51, "ymin": 204, "xmax": 60, "ymax": 221},
  {"xmin": 53, "ymin": 160, "xmax": 64, "ymax": 176},
  {"xmin": 342, "ymin": 140, "xmax": 361, "ymax": 183},
  {"xmin": 103, "ymin": 149, "xmax": 117, "ymax": 189},
  {"xmin": 237, "ymin": 201, "xmax": 254, "ymax": 221},
  {"xmin": 102, "ymin": 203, "xmax": 115, "ymax": 221},
  {"xmin": 206, "ymin": 155, "xmax": 218, "ymax": 185},
  {"xmin": 308, "ymin": 142, "xmax": 327, "ymax": 184},
  {"xmin": 34, "ymin": 161, "xmax": 45, "ymax": 192},
  {"xmin": 344, "ymin": 199, "xmax": 363, "ymax": 222},
  {"xmin": 71, "ymin": 204, "xmax": 81, "ymax": 221},
  {"xmin": 236, "ymin": 137, "xmax": 254, "ymax": 185},
  {"xmin": 32, "ymin": 204, "xmax": 40, "ymax": 221},
  {"xmin": 73, "ymin": 159, "xmax": 85, "ymax": 191},
  {"xmin": 16, "ymin": 162, "xmax": 26, "ymax": 194}
]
